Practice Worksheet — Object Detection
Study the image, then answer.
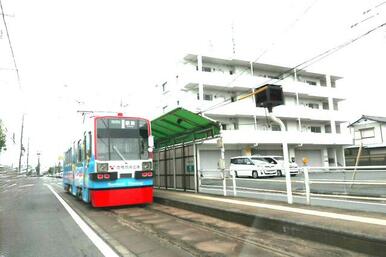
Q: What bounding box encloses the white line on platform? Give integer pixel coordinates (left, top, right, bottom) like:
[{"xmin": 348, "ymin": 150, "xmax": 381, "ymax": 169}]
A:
[
  {"xmin": 186, "ymin": 193, "xmax": 386, "ymax": 226},
  {"xmin": 45, "ymin": 184, "xmax": 119, "ymax": 257}
]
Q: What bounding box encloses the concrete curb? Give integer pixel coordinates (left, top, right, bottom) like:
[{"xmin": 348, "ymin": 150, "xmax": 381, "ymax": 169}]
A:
[{"xmin": 154, "ymin": 196, "xmax": 386, "ymax": 256}]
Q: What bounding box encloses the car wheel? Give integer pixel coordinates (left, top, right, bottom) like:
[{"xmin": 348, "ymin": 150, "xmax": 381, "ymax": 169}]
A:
[
  {"xmin": 277, "ymin": 170, "xmax": 282, "ymax": 177},
  {"xmin": 252, "ymin": 171, "xmax": 258, "ymax": 179}
]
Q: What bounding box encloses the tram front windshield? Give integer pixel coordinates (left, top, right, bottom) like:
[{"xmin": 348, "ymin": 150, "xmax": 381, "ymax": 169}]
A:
[{"xmin": 96, "ymin": 118, "xmax": 149, "ymax": 161}]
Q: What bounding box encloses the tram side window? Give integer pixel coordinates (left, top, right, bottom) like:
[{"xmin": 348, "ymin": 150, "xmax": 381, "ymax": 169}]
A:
[
  {"xmin": 72, "ymin": 143, "xmax": 77, "ymax": 164},
  {"xmin": 88, "ymin": 131, "xmax": 92, "ymax": 159},
  {"xmin": 83, "ymin": 133, "xmax": 87, "ymax": 161},
  {"xmin": 78, "ymin": 140, "xmax": 82, "ymax": 162}
]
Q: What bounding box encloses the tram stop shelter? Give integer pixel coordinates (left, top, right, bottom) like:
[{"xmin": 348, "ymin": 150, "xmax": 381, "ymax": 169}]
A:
[{"xmin": 151, "ymin": 107, "xmax": 221, "ymax": 192}]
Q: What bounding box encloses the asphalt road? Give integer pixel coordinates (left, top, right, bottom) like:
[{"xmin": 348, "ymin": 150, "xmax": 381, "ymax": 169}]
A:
[
  {"xmin": 0, "ymin": 171, "xmax": 104, "ymax": 257},
  {"xmin": 1, "ymin": 171, "xmax": 368, "ymax": 257}
]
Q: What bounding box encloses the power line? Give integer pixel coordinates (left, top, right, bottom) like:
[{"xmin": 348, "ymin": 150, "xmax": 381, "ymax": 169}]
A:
[
  {"xmin": 0, "ymin": 0, "xmax": 21, "ymax": 88},
  {"xmin": 200, "ymin": 21, "xmax": 386, "ymax": 114},
  {"xmin": 221, "ymin": 0, "xmax": 318, "ymax": 91}
]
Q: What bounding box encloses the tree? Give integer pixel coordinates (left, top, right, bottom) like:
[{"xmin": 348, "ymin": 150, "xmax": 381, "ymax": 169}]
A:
[{"xmin": 0, "ymin": 120, "xmax": 6, "ymax": 153}]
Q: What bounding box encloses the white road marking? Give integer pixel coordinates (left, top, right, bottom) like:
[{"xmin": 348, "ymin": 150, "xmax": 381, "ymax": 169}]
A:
[
  {"xmin": 45, "ymin": 184, "xmax": 119, "ymax": 257},
  {"xmin": 18, "ymin": 184, "xmax": 34, "ymax": 188},
  {"xmin": 186, "ymin": 193, "xmax": 386, "ymax": 226},
  {"xmin": 5, "ymin": 183, "xmax": 17, "ymax": 188}
]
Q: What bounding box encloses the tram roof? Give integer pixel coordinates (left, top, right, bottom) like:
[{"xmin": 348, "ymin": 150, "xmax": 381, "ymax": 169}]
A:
[{"xmin": 151, "ymin": 107, "xmax": 221, "ymax": 149}]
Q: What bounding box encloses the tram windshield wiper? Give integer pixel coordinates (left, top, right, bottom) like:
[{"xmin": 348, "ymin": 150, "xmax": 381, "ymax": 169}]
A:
[{"xmin": 113, "ymin": 146, "xmax": 128, "ymax": 164}]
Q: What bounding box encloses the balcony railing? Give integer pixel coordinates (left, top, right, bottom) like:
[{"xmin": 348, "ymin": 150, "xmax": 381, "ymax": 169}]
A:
[
  {"xmin": 180, "ymin": 71, "xmax": 345, "ymax": 100},
  {"xmin": 180, "ymin": 99, "xmax": 347, "ymax": 122},
  {"xmin": 219, "ymin": 130, "xmax": 352, "ymax": 145}
]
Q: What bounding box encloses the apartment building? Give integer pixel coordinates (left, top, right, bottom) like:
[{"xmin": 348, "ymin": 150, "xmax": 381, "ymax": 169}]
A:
[{"xmin": 159, "ymin": 53, "xmax": 352, "ymax": 168}]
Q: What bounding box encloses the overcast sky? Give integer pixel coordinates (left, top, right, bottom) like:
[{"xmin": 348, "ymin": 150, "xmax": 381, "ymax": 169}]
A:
[{"xmin": 1, "ymin": 0, "xmax": 386, "ymax": 167}]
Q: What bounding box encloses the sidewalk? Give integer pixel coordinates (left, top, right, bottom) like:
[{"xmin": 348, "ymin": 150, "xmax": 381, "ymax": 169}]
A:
[{"xmin": 154, "ymin": 189, "xmax": 386, "ymax": 257}]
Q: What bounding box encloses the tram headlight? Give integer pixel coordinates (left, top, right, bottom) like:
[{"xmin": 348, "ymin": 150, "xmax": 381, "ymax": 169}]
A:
[
  {"xmin": 142, "ymin": 161, "xmax": 152, "ymax": 170},
  {"xmin": 97, "ymin": 162, "xmax": 108, "ymax": 172}
]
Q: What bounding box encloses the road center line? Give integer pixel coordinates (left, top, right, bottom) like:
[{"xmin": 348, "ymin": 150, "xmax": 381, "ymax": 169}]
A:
[
  {"xmin": 185, "ymin": 193, "xmax": 386, "ymax": 226},
  {"xmin": 45, "ymin": 184, "xmax": 119, "ymax": 257}
]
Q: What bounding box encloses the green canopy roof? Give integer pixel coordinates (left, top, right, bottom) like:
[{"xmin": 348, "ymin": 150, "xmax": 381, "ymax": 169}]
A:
[{"xmin": 151, "ymin": 107, "xmax": 221, "ymax": 148}]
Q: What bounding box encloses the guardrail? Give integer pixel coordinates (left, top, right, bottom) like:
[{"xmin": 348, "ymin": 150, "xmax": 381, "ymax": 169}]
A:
[{"xmin": 199, "ymin": 166, "xmax": 386, "ymax": 205}]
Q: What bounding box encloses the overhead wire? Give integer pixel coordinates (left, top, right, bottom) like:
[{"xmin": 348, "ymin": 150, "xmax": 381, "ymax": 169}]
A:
[
  {"xmin": 220, "ymin": 0, "xmax": 318, "ymax": 92},
  {"xmin": 197, "ymin": 0, "xmax": 318, "ymax": 114},
  {"xmin": 0, "ymin": 0, "xmax": 21, "ymax": 88},
  {"xmin": 199, "ymin": 20, "xmax": 386, "ymax": 114}
]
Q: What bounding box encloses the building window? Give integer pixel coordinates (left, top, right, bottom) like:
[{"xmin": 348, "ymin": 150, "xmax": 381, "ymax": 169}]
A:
[
  {"xmin": 306, "ymin": 80, "xmax": 317, "ymax": 86},
  {"xmin": 221, "ymin": 124, "xmax": 227, "ymax": 130},
  {"xmin": 307, "ymin": 103, "xmax": 319, "ymax": 109},
  {"xmin": 335, "ymin": 124, "xmax": 341, "ymax": 134},
  {"xmin": 322, "ymin": 102, "xmax": 329, "ymax": 110},
  {"xmin": 325, "ymin": 124, "xmax": 332, "ymax": 133},
  {"xmin": 266, "ymin": 75, "xmax": 279, "ymax": 80},
  {"xmin": 233, "ymin": 122, "xmax": 239, "ymax": 130},
  {"xmin": 204, "ymin": 94, "xmax": 213, "ymax": 101},
  {"xmin": 161, "ymin": 81, "xmax": 167, "ymax": 92},
  {"xmin": 360, "ymin": 128, "xmax": 375, "ymax": 139},
  {"xmin": 333, "ymin": 102, "xmax": 339, "ymax": 111},
  {"xmin": 202, "ymin": 66, "xmax": 212, "ymax": 72},
  {"xmin": 310, "ymin": 126, "xmax": 321, "ymax": 133},
  {"xmin": 271, "ymin": 125, "xmax": 281, "ymax": 131}
]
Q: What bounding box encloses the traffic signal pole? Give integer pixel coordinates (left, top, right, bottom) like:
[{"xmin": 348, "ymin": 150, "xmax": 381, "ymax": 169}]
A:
[{"xmin": 268, "ymin": 113, "xmax": 293, "ymax": 204}]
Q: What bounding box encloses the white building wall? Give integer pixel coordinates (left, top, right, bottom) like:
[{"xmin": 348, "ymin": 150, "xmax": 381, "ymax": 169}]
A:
[
  {"xmin": 353, "ymin": 121, "xmax": 383, "ymax": 145},
  {"xmin": 382, "ymin": 124, "xmax": 386, "ymax": 144},
  {"xmin": 159, "ymin": 54, "xmax": 351, "ymax": 168}
]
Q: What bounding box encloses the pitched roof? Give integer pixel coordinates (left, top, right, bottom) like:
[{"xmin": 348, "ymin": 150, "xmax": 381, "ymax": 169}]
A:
[{"xmin": 348, "ymin": 115, "xmax": 386, "ymax": 127}]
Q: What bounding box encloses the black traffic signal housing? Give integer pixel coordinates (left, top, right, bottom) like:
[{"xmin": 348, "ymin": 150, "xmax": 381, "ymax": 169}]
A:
[{"xmin": 254, "ymin": 84, "xmax": 284, "ymax": 112}]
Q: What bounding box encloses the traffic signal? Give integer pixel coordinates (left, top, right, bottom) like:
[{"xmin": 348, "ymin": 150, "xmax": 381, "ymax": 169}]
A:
[{"xmin": 254, "ymin": 84, "xmax": 284, "ymax": 111}]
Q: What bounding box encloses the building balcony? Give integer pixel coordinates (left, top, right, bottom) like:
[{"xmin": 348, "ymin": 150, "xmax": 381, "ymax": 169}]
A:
[
  {"xmin": 179, "ymin": 71, "xmax": 345, "ymax": 100},
  {"xmin": 281, "ymin": 81, "xmax": 346, "ymax": 101},
  {"xmin": 179, "ymin": 99, "xmax": 347, "ymax": 122},
  {"xmin": 219, "ymin": 129, "xmax": 352, "ymax": 146}
]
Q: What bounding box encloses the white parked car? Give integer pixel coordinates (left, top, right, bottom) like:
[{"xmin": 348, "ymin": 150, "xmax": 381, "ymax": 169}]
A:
[
  {"xmin": 230, "ymin": 156, "xmax": 277, "ymax": 178},
  {"xmin": 251, "ymin": 156, "xmax": 300, "ymax": 177}
]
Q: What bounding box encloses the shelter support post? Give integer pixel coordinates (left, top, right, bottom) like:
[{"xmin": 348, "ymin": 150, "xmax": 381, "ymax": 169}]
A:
[{"xmin": 173, "ymin": 142, "xmax": 176, "ymax": 190}]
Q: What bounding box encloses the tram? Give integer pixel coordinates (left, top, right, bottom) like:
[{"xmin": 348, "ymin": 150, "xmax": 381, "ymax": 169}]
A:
[{"xmin": 63, "ymin": 112, "xmax": 154, "ymax": 207}]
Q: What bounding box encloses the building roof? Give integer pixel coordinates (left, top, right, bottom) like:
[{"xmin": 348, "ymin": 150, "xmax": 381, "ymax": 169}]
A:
[{"xmin": 348, "ymin": 115, "xmax": 386, "ymax": 127}]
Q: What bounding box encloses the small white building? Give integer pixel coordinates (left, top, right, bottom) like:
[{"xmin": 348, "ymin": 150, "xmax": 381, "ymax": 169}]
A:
[
  {"xmin": 345, "ymin": 115, "xmax": 386, "ymax": 166},
  {"xmin": 158, "ymin": 53, "xmax": 352, "ymax": 169}
]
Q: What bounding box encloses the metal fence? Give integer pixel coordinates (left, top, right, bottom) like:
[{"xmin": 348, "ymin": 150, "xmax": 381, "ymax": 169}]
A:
[{"xmin": 198, "ymin": 166, "xmax": 386, "ymax": 205}]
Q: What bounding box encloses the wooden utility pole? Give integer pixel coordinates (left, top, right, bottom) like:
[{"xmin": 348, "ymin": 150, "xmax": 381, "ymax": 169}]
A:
[{"xmin": 18, "ymin": 114, "xmax": 24, "ymax": 173}]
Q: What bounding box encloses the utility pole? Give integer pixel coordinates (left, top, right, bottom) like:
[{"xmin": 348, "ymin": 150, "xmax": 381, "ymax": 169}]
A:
[
  {"xmin": 18, "ymin": 114, "xmax": 24, "ymax": 173},
  {"xmin": 26, "ymin": 138, "xmax": 29, "ymax": 175},
  {"xmin": 36, "ymin": 151, "xmax": 41, "ymax": 176}
]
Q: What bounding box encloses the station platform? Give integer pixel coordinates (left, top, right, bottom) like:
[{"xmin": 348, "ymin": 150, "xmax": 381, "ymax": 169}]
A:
[{"xmin": 154, "ymin": 189, "xmax": 386, "ymax": 256}]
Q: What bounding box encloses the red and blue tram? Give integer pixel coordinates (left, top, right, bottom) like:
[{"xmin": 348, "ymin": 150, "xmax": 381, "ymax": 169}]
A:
[{"xmin": 63, "ymin": 113, "xmax": 154, "ymax": 207}]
